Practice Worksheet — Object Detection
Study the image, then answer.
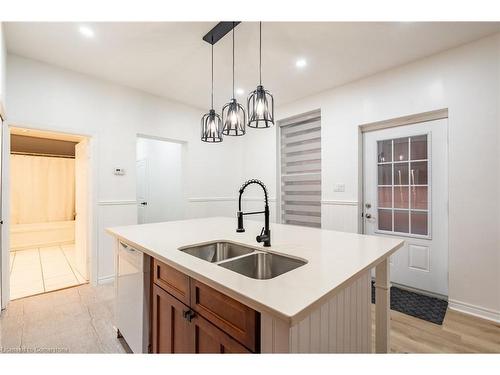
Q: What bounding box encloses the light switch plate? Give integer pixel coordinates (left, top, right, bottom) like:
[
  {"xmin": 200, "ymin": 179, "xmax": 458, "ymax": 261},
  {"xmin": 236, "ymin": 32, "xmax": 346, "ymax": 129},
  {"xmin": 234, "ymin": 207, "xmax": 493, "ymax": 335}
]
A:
[{"xmin": 334, "ymin": 184, "xmax": 345, "ymax": 192}]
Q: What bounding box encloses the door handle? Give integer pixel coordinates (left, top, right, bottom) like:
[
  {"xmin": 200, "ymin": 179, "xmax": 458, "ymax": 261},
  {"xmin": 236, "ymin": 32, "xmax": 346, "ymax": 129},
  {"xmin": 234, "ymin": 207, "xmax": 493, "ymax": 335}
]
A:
[
  {"xmin": 365, "ymin": 213, "xmax": 372, "ymax": 219},
  {"xmin": 140, "ymin": 201, "xmax": 148, "ymax": 206}
]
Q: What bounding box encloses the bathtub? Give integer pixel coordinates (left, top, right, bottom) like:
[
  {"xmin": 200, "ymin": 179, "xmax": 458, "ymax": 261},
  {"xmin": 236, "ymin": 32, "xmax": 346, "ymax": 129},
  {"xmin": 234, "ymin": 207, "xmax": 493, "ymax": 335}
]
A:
[{"xmin": 10, "ymin": 220, "xmax": 75, "ymax": 251}]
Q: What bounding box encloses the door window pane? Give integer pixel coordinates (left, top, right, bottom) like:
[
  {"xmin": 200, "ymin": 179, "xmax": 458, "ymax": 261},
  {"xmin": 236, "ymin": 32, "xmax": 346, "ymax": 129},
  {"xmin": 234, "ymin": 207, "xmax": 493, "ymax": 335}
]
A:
[
  {"xmin": 411, "ymin": 211, "xmax": 428, "ymax": 235},
  {"xmin": 394, "ymin": 210, "xmax": 409, "ymax": 233},
  {"xmin": 394, "ymin": 186, "xmax": 409, "ymax": 208},
  {"xmin": 394, "ymin": 137, "xmax": 409, "ymax": 162},
  {"xmin": 378, "ymin": 164, "xmax": 392, "ymax": 185},
  {"xmin": 411, "ymin": 135, "xmax": 427, "ymax": 160},
  {"xmin": 378, "ymin": 187, "xmax": 392, "ymax": 208},
  {"xmin": 374, "ymin": 134, "xmax": 430, "ymax": 238},
  {"xmin": 411, "ymin": 186, "xmax": 428, "ymax": 209},
  {"xmin": 378, "ymin": 209, "xmax": 392, "ymax": 231},
  {"xmin": 410, "ymin": 161, "xmax": 428, "ymax": 185},
  {"xmin": 377, "ymin": 140, "xmax": 392, "ymax": 163},
  {"xmin": 394, "ymin": 163, "xmax": 409, "ymax": 185}
]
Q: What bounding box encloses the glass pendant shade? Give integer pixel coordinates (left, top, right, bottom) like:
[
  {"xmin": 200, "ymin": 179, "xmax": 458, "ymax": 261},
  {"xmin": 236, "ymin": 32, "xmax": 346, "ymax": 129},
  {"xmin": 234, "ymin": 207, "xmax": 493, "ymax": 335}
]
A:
[
  {"xmin": 222, "ymin": 99, "xmax": 246, "ymax": 136},
  {"xmin": 201, "ymin": 109, "xmax": 223, "ymax": 142},
  {"xmin": 247, "ymin": 85, "xmax": 274, "ymax": 128}
]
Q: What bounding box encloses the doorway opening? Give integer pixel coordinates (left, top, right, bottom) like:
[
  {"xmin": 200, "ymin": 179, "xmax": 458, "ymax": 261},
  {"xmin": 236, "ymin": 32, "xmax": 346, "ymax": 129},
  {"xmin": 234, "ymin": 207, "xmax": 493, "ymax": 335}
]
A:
[
  {"xmin": 136, "ymin": 135, "xmax": 186, "ymax": 224},
  {"xmin": 9, "ymin": 127, "xmax": 90, "ymax": 300}
]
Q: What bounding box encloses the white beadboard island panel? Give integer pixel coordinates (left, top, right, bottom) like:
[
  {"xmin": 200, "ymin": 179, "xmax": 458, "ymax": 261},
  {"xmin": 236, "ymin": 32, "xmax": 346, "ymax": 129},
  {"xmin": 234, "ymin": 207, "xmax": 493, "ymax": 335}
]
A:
[{"xmin": 261, "ymin": 271, "xmax": 371, "ymax": 353}]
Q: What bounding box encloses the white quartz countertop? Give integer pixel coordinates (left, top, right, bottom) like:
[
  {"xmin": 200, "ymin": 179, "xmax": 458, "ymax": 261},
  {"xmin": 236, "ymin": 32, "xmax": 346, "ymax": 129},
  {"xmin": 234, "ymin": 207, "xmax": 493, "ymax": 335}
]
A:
[{"xmin": 107, "ymin": 217, "xmax": 403, "ymax": 324}]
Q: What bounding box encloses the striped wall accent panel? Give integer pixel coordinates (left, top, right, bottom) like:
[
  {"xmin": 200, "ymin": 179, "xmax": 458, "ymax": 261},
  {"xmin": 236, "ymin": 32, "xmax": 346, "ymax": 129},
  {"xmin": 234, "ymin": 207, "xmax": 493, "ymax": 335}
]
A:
[{"xmin": 280, "ymin": 112, "xmax": 321, "ymax": 228}]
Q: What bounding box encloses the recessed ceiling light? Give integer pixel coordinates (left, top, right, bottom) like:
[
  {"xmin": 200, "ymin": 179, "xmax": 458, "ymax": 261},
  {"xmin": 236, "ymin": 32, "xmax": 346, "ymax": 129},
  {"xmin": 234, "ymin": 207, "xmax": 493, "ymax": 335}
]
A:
[
  {"xmin": 236, "ymin": 88, "xmax": 245, "ymax": 96},
  {"xmin": 78, "ymin": 25, "xmax": 95, "ymax": 38},
  {"xmin": 295, "ymin": 59, "xmax": 307, "ymax": 68}
]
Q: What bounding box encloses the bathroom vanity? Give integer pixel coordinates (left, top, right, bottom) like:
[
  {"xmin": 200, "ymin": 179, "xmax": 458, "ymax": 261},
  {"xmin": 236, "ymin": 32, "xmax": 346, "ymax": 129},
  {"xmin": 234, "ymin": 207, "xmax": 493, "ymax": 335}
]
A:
[{"xmin": 107, "ymin": 217, "xmax": 403, "ymax": 353}]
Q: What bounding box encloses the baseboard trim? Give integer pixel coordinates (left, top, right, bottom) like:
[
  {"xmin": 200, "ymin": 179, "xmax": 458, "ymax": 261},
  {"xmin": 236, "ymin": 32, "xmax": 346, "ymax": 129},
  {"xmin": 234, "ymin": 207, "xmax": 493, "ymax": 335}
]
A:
[
  {"xmin": 98, "ymin": 275, "xmax": 114, "ymax": 285},
  {"xmin": 448, "ymin": 299, "xmax": 500, "ymax": 323}
]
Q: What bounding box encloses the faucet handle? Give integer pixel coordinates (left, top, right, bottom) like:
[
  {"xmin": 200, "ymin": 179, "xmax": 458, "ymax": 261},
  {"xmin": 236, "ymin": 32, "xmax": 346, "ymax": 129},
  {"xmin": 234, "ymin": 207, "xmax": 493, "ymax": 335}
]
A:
[{"xmin": 256, "ymin": 227, "xmax": 265, "ymax": 243}]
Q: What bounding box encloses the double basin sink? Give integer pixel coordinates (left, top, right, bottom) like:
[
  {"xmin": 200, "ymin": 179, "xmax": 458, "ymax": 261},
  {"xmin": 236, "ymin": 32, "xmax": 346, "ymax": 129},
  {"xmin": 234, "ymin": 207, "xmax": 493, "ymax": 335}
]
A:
[{"xmin": 179, "ymin": 241, "xmax": 307, "ymax": 280}]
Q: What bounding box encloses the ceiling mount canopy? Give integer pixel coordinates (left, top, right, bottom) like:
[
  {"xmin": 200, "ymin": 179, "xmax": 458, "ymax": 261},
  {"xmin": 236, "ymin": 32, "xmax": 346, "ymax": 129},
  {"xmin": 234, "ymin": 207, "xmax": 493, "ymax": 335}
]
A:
[{"xmin": 203, "ymin": 22, "xmax": 241, "ymax": 45}]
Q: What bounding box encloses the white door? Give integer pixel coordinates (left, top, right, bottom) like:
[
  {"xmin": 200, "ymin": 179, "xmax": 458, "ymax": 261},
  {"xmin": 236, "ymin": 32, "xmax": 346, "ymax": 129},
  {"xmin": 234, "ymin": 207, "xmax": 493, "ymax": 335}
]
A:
[
  {"xmin": 74, "ymin": 139, "xmax": 89, "ymax": 280},
  {"xmin": 136, "ymin": 137, "xmax": 184, "ymax": 224},
  {"xmin": 363, "ymin": 119, "xmax": 449, "ymax": 296},
  {"xmin": 136, "ymin": 159, "xmax": 148, "ymax": 224}
]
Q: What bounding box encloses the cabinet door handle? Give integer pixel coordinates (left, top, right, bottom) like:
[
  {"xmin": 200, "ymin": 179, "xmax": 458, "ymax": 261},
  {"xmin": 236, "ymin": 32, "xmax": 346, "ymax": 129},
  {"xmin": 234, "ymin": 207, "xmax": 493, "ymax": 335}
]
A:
[{"xmin": 183, "ymin": 309, "xmax": 196, "ymax": 322}]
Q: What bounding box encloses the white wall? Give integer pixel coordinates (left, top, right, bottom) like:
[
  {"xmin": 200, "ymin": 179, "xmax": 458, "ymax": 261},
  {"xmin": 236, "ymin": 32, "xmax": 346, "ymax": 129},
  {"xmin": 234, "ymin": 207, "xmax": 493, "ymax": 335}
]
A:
[
  {"xmin": 136, "ymin": 137, "xmax": 185, "ymax": 222},
  {"xmin": 249, "ymin": 33, "xmax": 500, "ymax": 320},
  {"xmin": 6, "ymin": 54, "xmax": 245, "ymax": 283}
]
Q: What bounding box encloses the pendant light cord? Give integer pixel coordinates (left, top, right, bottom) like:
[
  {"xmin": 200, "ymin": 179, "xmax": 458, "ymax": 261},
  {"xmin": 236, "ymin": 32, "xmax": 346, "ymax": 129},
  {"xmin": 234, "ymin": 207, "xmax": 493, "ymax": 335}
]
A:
[
  {"xmin": 259, "ymin": 21, "xmax": 262, "ymax": 85},
  {"xmin": 232, "ymin": 25, "xmax": 235, "ymax": 99},
  {"xmin": 211, "ymin": 38, "xmax": 214, "ymax": 109}
]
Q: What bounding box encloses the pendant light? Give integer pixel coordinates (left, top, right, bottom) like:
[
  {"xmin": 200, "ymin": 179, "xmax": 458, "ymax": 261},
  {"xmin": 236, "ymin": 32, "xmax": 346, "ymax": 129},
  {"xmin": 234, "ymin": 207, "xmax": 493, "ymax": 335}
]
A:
[
  {"xmin": 201, "ymin": 39, "xmax": 223, "ymax": 143},
  {"xmin": 222, "ymin": 24, "xmax": 246, "ymax": 136},
  {"xmin": 248, "ymin": 22, "xmax": 275, "ymax": 128}
]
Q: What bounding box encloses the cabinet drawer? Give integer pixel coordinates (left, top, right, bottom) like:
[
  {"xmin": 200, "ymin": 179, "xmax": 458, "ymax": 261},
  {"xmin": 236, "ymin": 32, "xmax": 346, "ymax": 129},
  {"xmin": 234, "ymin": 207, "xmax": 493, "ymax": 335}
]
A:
[
  {"xmin": 190, "ymin": 279, "xmax": 260, "ymax": 352},
  {"xmin": 153, "ymin": 259, "xmax": 190, "ymax": 305}
]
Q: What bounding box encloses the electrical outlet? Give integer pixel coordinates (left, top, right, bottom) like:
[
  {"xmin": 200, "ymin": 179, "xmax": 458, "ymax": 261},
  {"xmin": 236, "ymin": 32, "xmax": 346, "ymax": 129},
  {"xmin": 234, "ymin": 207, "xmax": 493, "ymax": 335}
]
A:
[{"xmin": 334, "ymin": 184, "xmax": 345, "ymax": 192}]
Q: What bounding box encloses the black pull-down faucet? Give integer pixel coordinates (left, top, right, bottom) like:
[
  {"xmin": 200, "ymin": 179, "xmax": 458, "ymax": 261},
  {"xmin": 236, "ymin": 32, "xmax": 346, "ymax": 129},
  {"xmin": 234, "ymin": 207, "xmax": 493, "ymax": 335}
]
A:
[{"xmin": 236, "ymin": 179, "xmax": 271, "ymax": 247}]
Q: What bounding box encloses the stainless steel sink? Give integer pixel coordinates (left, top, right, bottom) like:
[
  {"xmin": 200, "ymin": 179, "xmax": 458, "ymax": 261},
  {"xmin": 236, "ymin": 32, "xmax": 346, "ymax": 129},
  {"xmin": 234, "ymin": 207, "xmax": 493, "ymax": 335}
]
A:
[
  {"xmin": 218, "ymin": 252, "xmax": 307, "ymax": 280},
  {"xmin": 180, "ymin": 241, "xmax": 255, "ymax": 263}
]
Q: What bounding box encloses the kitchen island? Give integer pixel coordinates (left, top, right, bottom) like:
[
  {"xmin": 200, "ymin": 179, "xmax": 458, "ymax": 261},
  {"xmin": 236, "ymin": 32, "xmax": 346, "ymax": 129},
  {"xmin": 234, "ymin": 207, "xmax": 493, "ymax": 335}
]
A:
[{"xmin": 107, "ymin": 217, "xmax": 403, "ymax": 353}]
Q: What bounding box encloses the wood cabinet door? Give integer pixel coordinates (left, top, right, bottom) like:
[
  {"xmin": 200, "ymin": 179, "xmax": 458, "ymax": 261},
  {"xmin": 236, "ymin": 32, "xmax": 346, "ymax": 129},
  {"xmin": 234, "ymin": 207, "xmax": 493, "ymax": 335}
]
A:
[
  {"xmin": 151, "ymin": 284, "xmax": 193, "ymax": 353},
  {"xmin": 192, "ymin": 313, "xmax": 251, "ymax": 354},
  {"xmin": 190, "ymin": 279, "xmax": 259, "ymax": 352}
]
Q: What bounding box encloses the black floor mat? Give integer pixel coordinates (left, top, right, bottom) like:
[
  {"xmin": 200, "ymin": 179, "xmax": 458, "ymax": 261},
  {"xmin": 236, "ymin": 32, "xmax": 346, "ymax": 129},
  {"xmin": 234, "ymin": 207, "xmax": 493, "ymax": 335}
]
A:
[{"xmin": 371, "ymin": 282, "xmax": 448, "ymax": 325}]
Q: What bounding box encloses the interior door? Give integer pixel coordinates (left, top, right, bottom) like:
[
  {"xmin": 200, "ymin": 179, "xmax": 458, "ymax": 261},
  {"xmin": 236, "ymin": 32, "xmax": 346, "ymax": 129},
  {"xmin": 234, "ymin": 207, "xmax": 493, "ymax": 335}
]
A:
[
  {"xmin": 74, "ymin": 139, "xmax": 89, "ymax": 280},
  {"xmin": 136, "ymin": 159, "xmax": 148, "ymax": 224},
  {"xmin": 363, "ymin": 119, "xmax": 448, "ymax": 296}
]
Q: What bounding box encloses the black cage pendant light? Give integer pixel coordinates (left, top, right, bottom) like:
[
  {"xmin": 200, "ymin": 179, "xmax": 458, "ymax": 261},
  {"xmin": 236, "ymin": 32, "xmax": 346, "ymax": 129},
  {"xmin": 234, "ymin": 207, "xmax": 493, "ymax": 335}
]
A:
[
  {"xmin": 201, "ymin": 40, "xmax": 223, "ymax": 143},
  {"xmin": 248, "ymin": 22, "xmax": 275, "ymax": 128},
  {"xmin": 222, "ymin": 25, "xmax": 246, "ymax": 136}
]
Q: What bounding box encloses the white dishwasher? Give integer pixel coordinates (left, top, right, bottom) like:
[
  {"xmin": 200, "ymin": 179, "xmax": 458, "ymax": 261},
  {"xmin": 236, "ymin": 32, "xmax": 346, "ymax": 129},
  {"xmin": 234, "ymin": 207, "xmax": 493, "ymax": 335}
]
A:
[{"xmin": 116, "ymin": 241, "xmax": 150, "ymax": 353}]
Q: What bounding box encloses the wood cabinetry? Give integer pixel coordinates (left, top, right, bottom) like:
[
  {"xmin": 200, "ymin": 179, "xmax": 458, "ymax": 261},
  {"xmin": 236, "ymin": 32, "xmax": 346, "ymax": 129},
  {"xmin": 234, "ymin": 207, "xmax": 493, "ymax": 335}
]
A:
[
  {"xmin": 151, "ymin": 284, "xmax": 193, "ymax": 353},
  {"xmin": 151, "ymin": 259, "xmax": 260, "ymax": 354}
]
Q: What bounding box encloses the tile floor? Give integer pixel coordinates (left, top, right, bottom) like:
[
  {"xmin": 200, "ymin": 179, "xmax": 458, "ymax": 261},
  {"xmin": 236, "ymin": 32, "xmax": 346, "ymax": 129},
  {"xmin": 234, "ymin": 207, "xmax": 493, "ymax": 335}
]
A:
[
  {"xmin": 10, "ymin": 244, "xmax": 87, "ymax": 300},
  {"xmin": 0, "ymin": 283, "xmax": 130, "ymax": 353}
]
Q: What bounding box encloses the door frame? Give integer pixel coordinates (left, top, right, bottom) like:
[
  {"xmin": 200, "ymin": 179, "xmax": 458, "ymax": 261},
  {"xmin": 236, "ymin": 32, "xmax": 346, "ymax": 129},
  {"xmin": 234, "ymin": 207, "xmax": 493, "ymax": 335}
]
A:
[
  {"xmin": 0, "ymin": 121, "xmax": 97, "ymax": 308},
  {"xmin": 358, "ymin": 108, "xmax": 449, "ymax": 297}
]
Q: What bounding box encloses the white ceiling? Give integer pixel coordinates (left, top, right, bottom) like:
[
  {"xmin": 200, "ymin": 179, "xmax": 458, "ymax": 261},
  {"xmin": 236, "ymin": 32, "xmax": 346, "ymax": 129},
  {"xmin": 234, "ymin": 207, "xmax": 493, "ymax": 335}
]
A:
[{"xmin": 5, "ymin": 22, "xmax": 500, "ymax": 110}]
